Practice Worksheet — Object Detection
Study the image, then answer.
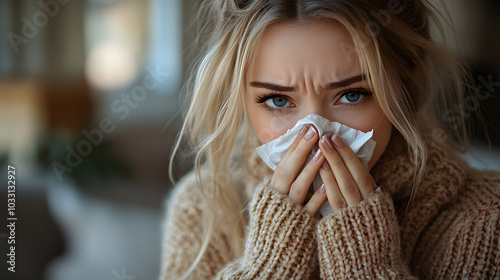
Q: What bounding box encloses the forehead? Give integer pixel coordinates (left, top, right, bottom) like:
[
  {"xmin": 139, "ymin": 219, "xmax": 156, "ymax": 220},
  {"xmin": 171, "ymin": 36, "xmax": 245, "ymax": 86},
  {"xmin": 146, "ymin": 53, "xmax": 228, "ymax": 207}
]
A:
[{"xmin": 248, "ymin": 20, "xmax": 361, "ymax": 83}]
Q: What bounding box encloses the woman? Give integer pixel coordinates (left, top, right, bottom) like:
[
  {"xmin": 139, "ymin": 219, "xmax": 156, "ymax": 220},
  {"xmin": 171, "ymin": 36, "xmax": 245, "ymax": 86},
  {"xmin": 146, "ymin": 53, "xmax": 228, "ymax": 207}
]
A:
[{"xmin": 160, "ymin": 0, "xmax": 500, "ymax": 279}]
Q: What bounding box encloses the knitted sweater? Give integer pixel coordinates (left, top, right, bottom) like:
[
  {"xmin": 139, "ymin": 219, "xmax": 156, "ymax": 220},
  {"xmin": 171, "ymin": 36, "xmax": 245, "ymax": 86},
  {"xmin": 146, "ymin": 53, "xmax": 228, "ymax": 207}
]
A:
[{"xmin": 159, "ymin": 133, "xmax": 500, "ymax": 279}]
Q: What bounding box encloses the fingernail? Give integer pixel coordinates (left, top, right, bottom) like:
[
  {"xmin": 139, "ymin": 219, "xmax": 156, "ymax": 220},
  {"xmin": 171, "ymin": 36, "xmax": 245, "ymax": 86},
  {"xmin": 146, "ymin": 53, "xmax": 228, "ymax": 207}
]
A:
[
  {"xmin": 298, "ymin": 126, "xmax": 308, "ymax": 138},
  {"xmin": 304, "ymin": 126, "xmax": 316, "ymax": 141},
  {"xmin": 321, "ymin": 135, "xmax": 333, "ymax": 151},
  {"xmin": 321, "ymin": 161, "xmax": 330, "ymax": 170},
  {"xmin": 312, "ymin": 149, "xmax": 322, "ymax": 161},
  {"xmin": 331, "ymin": 134, "xmax": 345, "ymax": 148},
  {"xmin": 318, "ymin": 184, "xmax": 326, "ymax": 194}
]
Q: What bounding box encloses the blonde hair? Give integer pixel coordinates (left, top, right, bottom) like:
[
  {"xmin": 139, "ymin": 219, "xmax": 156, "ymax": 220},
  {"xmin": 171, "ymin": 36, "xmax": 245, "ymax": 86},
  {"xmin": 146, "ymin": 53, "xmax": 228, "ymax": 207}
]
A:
[{"xmin": 170, "ymin": 0, "xmax": 474, "ymax": 278}]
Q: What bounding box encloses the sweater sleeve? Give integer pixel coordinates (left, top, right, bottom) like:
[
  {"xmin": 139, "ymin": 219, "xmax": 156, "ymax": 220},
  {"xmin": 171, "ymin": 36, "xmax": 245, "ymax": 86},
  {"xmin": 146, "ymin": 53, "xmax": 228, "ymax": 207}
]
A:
[
  {"xmin": 316, "ymin": 189, "xmax": 417, "ymax": 279},
  {"xmin": 159, "ymin": 174, "xmax": 318, "ymax": 280}
]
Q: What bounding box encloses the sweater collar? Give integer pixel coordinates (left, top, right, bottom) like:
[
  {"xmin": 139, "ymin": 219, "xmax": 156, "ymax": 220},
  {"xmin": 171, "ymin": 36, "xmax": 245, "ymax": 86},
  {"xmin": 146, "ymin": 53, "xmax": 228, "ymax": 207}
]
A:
[
  {"xmin": 370, "ymin": 131, "xmax": 469, "ymax": 261},
  {"xmin": 370, "ymin": 131, "xmax": 467, "ymax": 205}
]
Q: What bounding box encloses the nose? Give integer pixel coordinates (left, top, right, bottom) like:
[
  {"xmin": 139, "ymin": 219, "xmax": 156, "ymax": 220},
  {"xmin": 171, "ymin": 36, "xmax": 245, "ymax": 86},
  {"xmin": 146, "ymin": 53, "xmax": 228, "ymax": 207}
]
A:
[{"xmin": 299, "ymin": 101, "xmax": 335, "ymax": 123}]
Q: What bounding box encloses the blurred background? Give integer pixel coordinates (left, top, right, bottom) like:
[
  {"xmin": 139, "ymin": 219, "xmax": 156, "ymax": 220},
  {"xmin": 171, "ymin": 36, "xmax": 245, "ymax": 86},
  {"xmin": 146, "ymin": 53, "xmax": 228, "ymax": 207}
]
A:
[{"xmin": 0, "ymin": 0, "xmax": 499, "ymax": 280}]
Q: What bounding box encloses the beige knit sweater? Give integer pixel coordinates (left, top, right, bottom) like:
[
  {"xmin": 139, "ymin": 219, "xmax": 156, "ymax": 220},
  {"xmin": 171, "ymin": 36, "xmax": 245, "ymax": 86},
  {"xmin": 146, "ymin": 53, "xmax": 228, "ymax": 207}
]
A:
[{"xmin": 159, "ymin": 133, "xmax": 500, "ymax": 279}]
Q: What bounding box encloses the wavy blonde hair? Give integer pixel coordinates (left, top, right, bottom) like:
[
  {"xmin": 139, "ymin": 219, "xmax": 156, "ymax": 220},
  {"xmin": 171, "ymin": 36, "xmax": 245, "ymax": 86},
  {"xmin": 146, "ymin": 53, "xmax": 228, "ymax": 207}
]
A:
[{"xmin": 169, "ymin": 0, "xmax": 473, "ymax": 278}]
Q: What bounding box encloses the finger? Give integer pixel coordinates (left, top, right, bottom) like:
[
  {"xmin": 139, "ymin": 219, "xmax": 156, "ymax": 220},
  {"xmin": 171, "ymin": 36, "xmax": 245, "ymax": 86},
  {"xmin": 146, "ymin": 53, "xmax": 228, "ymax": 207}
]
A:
[
  {"xmin": 319, "ymin": 135, "xmax": 362, "ymax": 206},
  {"xmin": 289, "ymin": 148, "xmax": 324, "ymax": 205},
  {"xmin": 271, "ymin": 125, "xmax": 308, "ymax": 192},
  {"xmin": 330, "ymin": 134, "xmax": 374, "ymax": 200},
  {"xmin": 303, "ymin": 183, "xmax": 328, "ymax": 215},
  {"xmin": 319, "ymin": 161, "xmax": 347, "ymax": 210},
  {"xmin": 280, "ymin": 125, "xmax": 309, "ymax": 164},
  {"xmin": 273, "ymin": 126, "xmax": 318, "ymax": 193}
]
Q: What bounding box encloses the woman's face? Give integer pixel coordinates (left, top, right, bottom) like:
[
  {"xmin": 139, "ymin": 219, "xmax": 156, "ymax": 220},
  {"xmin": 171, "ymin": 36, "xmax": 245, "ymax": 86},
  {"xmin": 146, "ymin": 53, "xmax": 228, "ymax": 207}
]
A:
[{"xmin": 245, "ymin": 20, "xmax": 393, "ymax": 170}]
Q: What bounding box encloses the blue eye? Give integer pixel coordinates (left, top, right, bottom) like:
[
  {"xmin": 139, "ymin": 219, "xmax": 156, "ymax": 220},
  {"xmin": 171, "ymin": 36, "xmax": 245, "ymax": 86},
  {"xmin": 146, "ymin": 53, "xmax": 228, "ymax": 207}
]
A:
[
  {"xmin": 256, "ymin": 93, "xmax": 293, "ymax": 110},
  {"xmin": 338, "ymin": 89, "xmax": 372, "ymax": 104},
  {"xmin": 265, "ymin": 97, "xmax": 291, "ymax": 108},
  {"xmin": 340, "ymin": 92, "xmax": 361, "ymax": 103}
]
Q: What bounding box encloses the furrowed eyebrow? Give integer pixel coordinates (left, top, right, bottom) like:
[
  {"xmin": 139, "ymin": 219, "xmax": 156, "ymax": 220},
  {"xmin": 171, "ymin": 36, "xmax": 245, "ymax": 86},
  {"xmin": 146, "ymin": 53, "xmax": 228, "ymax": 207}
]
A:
[
  {"xmin": 325, "ymin": 74, "xmax": 366, "ymax": 90},
  {"xmin": 249, "ymin": 81, "xmax": 296, "ymax": 92},
  {"xmin": 249, "ymin": 74, "xmax": 366, "ymax": 92}
]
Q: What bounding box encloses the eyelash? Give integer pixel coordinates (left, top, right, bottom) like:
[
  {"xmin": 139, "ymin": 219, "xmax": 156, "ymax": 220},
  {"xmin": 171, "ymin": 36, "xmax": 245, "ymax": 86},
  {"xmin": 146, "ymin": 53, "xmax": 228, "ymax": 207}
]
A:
[
  {"xmin": 255, "ymin": 88, "xmax": 373, "ymax": 113},
  {"xmin": 336, "ymin": 88, "xmax": 372, "ymax": 107},
  {"xmin": 255, "ymin": 93, "xmax": 293, "ymax": 114}
]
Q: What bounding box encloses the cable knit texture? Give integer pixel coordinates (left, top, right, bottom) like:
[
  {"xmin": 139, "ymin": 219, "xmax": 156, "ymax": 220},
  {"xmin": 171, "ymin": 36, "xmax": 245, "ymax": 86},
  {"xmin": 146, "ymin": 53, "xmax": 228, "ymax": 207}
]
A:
[{"xmin": 159, "ymin": 133, "xmax": 500, "ymax": 279}]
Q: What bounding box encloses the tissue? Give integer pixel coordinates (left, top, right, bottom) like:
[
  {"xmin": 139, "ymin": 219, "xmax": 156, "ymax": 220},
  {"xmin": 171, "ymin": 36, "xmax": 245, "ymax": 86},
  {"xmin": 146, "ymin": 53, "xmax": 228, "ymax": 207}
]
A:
[{"xmin": 255, "ymin": 114, "xmax": 376, "ymax": 216}]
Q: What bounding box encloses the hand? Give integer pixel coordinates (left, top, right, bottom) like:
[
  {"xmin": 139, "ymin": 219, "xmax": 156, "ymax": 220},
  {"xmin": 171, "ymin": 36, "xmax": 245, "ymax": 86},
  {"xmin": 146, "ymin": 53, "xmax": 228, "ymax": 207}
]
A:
[
  {"xmin": 318, "ymin": 133, "xmax": 377, "ymax": 211},
  {"xmin": 270, "ymin": 125, "xmax": 328, "ymax": 216}
]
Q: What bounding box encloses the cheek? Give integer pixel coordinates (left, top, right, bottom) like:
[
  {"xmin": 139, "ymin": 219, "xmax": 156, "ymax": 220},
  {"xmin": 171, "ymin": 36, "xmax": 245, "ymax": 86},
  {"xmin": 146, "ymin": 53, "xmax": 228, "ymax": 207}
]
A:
[
  {"xmin": 367, "ymin": 115, "xmax": 392, "ymax": 170},
  {"xmin": 245, "ymin": 97, "xmax": 297, "ymax": 144},
  {"xmin": 333, "ymin": 105, "xmax": 384, "ymax": 133},
  {"xmin": 331, "ymin": 104, "xmax": 392, "ymax": 170},
  {"xmin": 371, "ymin": 115, "xmax": 392, "ymax": 147},
  {"xmin": 251, "ymin": 115, "xmax": 294, "ymax": 144}
]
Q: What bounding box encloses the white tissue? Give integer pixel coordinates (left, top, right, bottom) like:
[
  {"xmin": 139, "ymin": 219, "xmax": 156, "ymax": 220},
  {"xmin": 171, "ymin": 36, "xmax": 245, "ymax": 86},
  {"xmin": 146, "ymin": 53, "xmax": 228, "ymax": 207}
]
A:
[{"xmin": 255, "ymin": 114, "xmax": 376, "ymax": 217}]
